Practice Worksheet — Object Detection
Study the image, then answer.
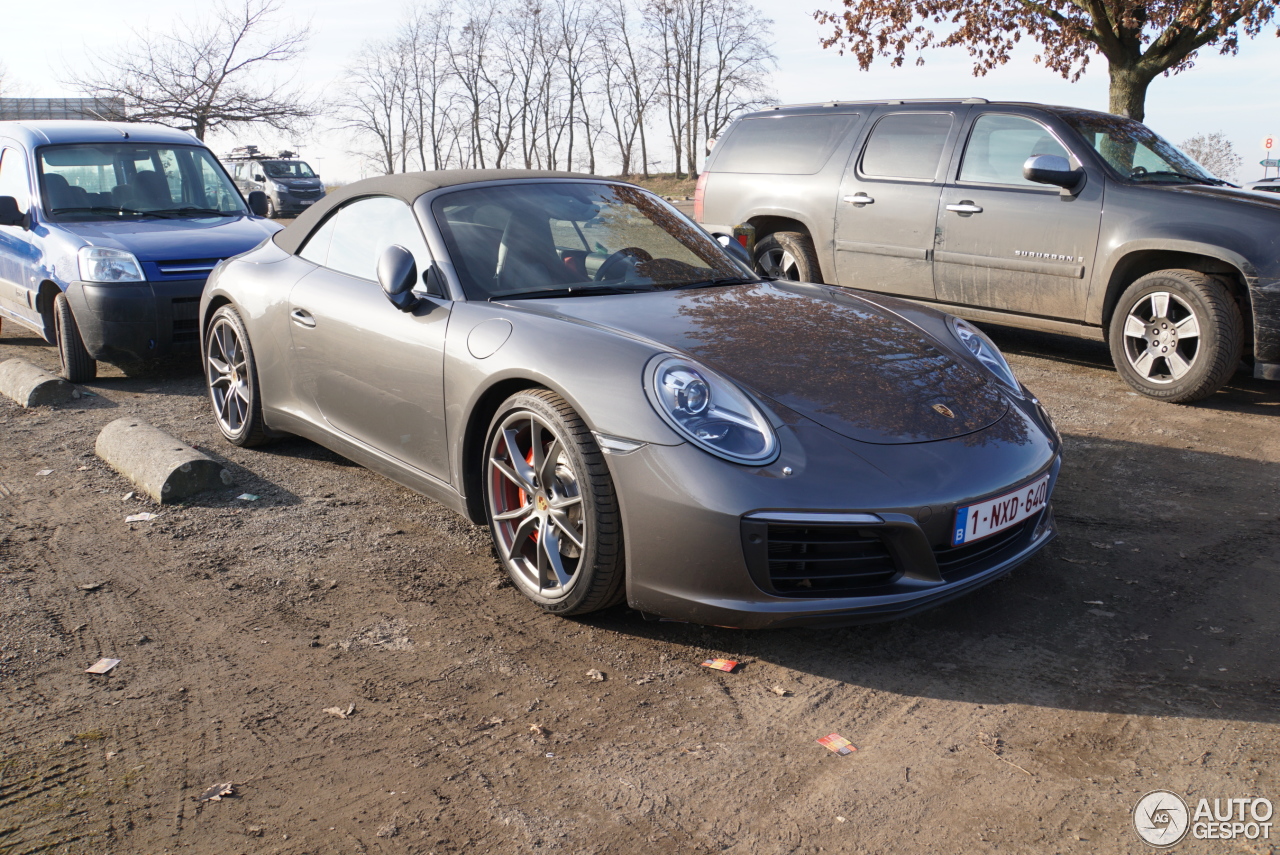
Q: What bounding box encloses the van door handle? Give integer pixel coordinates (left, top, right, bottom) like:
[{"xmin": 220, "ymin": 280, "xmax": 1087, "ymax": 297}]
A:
[
  {"xmin": 290, "ymin": 308, "xmax": 316, "ymax": 328},
  {"xmin": 946, "ymin": 202, "xmax": 983, "ymax": 214},
  {"xmin": 843, "ymin": 194, "xmax": 874, "ymax": 207}
]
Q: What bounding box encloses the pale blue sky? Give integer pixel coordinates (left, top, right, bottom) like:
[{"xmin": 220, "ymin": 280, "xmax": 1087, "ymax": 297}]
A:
[{"xmin": 3, "ymin": 0, "xmax": 1278, "ymax": 181}]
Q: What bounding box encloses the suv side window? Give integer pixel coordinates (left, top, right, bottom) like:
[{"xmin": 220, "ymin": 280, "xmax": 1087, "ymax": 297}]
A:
[
  {"xmin": 859, "ymin": 113, "xmax": 953, "ymax": 181},
  {"xmin": 960, "ymin": 114, "xmax": 1070, "ymax": 186},
  {"xmin": 300, "ymin": 196, "xmax": 431, "ymax": 282},
  {"xmin": 0, "ymin": 147, "xmax": 31, "ymax": 210}
]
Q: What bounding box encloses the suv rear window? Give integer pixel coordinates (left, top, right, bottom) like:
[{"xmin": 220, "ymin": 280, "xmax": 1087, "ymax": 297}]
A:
[{"xmin": 712, "ymin": 114, "xmax": 858, "ymax": 175}]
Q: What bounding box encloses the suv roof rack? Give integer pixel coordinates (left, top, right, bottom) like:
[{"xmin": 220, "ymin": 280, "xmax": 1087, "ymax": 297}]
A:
[{"xmin": 770, "ymin": 97, "xmax": 991, "ymax": 110}]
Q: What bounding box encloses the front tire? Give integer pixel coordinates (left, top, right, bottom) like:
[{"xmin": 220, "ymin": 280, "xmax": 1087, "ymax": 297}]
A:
[
  {"xmin": 484, "ymin": 390, "xmax": 625, "ymax": 616},
  {"xmin": 54, "ymin": 292, "xmax": 96, "ymax": 383},
  {"xmin": 266, "ymin": 198, "xmax": 278, "ymax": 219},
  {"xmin": 754, "ymin": 231, "xmax": 822, "ymax": 283},
  {"xmin": 1107, "ymin": 269, "xmax": 1242, "ymax": 403},
  {"xmin": 205, "ymin": 305, "xmax": 270, "ymax": 447}
]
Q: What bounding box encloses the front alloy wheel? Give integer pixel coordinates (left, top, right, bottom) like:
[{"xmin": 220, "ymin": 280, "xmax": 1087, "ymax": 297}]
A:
[
  {"xmin": 484, "ymin": 390, "xmax": 624, "ymax": 615},
  {"xmin": 205, "ymin": 305, "xmax": 269, "ymax": 446},
  {"xmin": 1108, "ymin": 269, "xmax": 1242, "ymax": 403}
]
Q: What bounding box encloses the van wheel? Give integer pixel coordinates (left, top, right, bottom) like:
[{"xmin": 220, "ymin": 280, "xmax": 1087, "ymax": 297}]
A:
[
  {"xmin": 54, "ymin": 293, "xmax": 96, "ymax": 383},
  {"xmin": 266, "ymin": 198, "xmax": 278, "ymax": 218},
  {"xmin": 1107, "ymin": 269, "xmax": 1242, "ymax": 403},
  {"xmin": 754, "ymin": 231, "xmax": 822, "ymax": 283}
]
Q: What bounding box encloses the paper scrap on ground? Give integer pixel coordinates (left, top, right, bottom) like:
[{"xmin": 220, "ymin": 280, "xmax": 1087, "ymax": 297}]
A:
[
  {"xmin": 818, "ymin": 733, "xmax": 856, "ymax": 756},
  {"xmin": 198, "ymin": 782, "xmax": 234, "ymax": 802},
  {"xmin": 125, "ymin": 512, "xmax": 158, "ymax": 523},
  {"xmin": 701, "ymin": 658, "xmax": 739, "ymax": 673},
  {"xmin": 36, "ymin": 469, "xmax": 53, "ymax": 476},
  {"xmin": 769, "ymin": 685, "xmax": 793, "ymax": 697},
  {"xmin": 85, "ymin": 658, "xmax": 121, "ymax": 674},
  {"xmin": 236, "ymin": 493, "xmax": 259, "ymax": 501},
  {"xmin": 324, "ymin": 703, "xmax": 356, "ymax": 719}
]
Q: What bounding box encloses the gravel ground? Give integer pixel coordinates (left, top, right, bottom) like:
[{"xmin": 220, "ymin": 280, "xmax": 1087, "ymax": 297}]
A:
[{"xmin": 0, "ymin": 314, "xmax": 1277, "ymax": 855}]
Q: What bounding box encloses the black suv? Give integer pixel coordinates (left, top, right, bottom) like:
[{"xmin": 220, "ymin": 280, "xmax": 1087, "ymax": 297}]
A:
[{"xmin": 697, "ymin": 99, "xmax": 1280, "ymax": 402}]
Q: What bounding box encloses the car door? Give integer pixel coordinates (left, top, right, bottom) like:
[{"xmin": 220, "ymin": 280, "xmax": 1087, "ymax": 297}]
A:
[
  {"xmin": 0, "ymin": 145, "xmax": 39, "ymax": 325},
  {"xmin": 289, "ymin": 195, "xmax": 452, "ymax": 481},
  {"xmin": 934, "ymin": 112, "xmax": 1103, "ymax": 320},
  {"xmin": 833, "ymin": 109, "xmax": 967, "ymax": 299}
]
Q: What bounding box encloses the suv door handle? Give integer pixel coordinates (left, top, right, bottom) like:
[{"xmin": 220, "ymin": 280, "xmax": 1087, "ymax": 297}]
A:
[
  {"xmin": 946, "ymin": 202, "xmax": 983, "ymax": 214},
  {"xmin": 290, "ymin": 308, "xmax": 316, "ymax": 328},
  {"xmin": 842, "ymin": 194, "xmax": 874, "ymax": 207}
]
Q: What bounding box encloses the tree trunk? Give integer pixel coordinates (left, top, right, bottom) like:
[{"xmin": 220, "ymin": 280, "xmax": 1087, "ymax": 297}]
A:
[{"xmin": 1107, "ymin": 62, "xmax": 1155, "ymax": 123}]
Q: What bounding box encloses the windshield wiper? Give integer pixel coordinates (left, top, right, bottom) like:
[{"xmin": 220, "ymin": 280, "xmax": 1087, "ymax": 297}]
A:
[
  {"xmin": 492, "ymin": 285, "xmax": 656, "ymax": 300},
  {"xmin": 666, "ymin": 276, "xmax": 758, "ymax": 290},
  {"xmin": 151, "ymin": 207, "xmax": 238, "ymax": 217},
  {"xmin": 51, "ymin": 205, "xmax": 148, "ymax": 217},
  {"xmin": 1133, "ymin": 170, "xmax": 1234, "ymax": 187}
]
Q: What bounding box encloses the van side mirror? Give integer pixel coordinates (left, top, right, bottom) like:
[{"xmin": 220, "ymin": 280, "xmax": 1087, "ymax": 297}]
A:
[
  {"xmin": 247, "ymin": 190, "xmax": 269, "ymax": 217},
  {"xmin": 253, "ymin": 173, "xmax": 266, "ymax": 183},
  {"xmin": 377, "ymin": 245, "xmax": 420, "ymax": 311},
  {"xmin": 0, "ymin": 196, "xmax": 27, "ymax": 228},
  {"xmin": 1023, "ymin": 155, "xmax": 1086, "ymax": 197}
]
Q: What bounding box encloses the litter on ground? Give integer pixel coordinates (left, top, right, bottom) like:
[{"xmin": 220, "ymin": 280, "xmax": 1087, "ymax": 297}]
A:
[
  {"xmin": 85, "ymin": 658, "xmax": 121, "ymax": 675},
  {"xmin": 818, "ymin": 733, "xmax": 856, "ymax": 756},
  {"xmin": 701, "ymin": 658, "xmax": 739, "ymax": 673}
]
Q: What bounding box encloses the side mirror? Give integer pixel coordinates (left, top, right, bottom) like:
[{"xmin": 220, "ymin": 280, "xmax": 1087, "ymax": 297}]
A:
[
  {"xmin": 247, "ymin": 190, "xmax": 269, "ymax": 217},
  {"xmin": 253, "ymin": 173, "xmax": 266, "ymax": 183},
  {"xmin": 713, "ymin": 233, "xmax": 752, "ymax": 266},
  {"xmin": 377, "ymin": 244, "xmax": 420, "ymax": 312},
  {"xmin": 0, "ymin": 196, "xmax": 27, "ymax": 228},
  {"xmin": 1023, "ymin": 155, "xmax": 1086, "ymax": 197}
]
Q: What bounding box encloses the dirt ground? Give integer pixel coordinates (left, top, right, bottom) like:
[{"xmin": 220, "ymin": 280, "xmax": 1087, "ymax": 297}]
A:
[{"xmin": 0, "ymin": 316, "xmax": 1277, "ymax": 855}]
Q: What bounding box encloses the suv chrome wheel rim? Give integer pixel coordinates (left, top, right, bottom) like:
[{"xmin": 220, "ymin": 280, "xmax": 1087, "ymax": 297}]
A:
[
  {"xmin": 1121, "ymin": 291, "xmax": 1201, "ymax": 384},
  {"xmin": 487, "ymin": 411, "xmax": 585, "ymax": 598},
  {"xmin": 760, "ymin": 247, "xmax": 800, "ymax": 280},
  {"xmin": 207, "ymin": 319, "xmax": 251, "ymax": 434}
]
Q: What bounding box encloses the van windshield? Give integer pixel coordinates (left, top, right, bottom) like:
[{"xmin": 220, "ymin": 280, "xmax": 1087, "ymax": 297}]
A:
[
  {"xmin": 38, "ymin": 143, "xmax": 247, "ymax": 221},
  {"xmin": 262, "ymin": 160, "xmax": 316, "ymax": 179}
]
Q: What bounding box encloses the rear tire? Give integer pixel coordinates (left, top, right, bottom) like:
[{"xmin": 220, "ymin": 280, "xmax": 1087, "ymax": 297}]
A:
[
  {"xmin": 1107, "ymin": 269, "xmax": 1242, "ymax": 403},
  {"xmin": 53, "ymin": 293, "xmax": 96, "ymax": 383},
  {"xmin": 754, "ymin": 231, "xmax": 823, "ymax": 283}
]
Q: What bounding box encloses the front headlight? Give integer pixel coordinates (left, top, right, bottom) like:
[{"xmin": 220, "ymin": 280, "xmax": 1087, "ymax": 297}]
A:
[
  {"xmin": 949, "ymin": 316, "xmax": 1021, "ymax": 393},
  {"xmin": 645, "ymin": 354, "xmax": 778, "ymax": 465},
  {"xmin": 271, "ymin": 182, "xmax": 288, "ymax": 193},
  {"xmin": 78, "ymin": 247, "xmax": 144, "ymax": 283}
]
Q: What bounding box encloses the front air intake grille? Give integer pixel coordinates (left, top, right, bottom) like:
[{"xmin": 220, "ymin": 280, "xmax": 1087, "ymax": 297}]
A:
[
  {"xmin": 933, "ymin": 514, "xmax": 1039, "ymax": 580},
  {"xmin": 755, "ymin": 523, "xmax": 899, "ymax": 596},
  {"xmin": 170, "ymin": 297, "xmax": 200, "ymax": 344}
]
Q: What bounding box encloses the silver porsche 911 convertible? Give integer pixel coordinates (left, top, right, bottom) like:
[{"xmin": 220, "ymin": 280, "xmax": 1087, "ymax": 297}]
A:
[{"xmin": 199, "ymin": 170, "xmax": 1062, "ymax": 628}]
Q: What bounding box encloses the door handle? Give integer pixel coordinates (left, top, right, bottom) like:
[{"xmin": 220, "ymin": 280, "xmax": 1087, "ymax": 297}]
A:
[
  {"xmin": 946, "ymin": 202, "xmax": 983, "ymax": 214},
  {"xmin": 290, "ymin": 308, "xmax": 316, "ymax": 328},
  {"xmin": 843, "ymin": 194, "xmax": 874, "ymax": 206}
]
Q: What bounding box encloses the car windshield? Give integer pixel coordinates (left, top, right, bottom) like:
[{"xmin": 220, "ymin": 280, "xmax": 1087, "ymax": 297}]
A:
[
  {"xmin": 262, "ymin": 160, "xmax": 316, "ymax": 179},
  {"xmin": 1058, "ymin": 111, "xmax": 1223, "ymax": 185},
  {"xmin": 39, "ymin": 143, "xmax": 247, "ymax": 220},
  {"xmin": 431, "ymin": 181, "xmax": 755, "ymax": 300}
]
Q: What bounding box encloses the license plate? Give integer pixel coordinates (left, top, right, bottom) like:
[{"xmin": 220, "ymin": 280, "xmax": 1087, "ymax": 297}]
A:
[
  {"xmin": 300, "ymin": 199, "xmax": 315, "ymax": 206},
  {"xmin": 952, "ymin": 474, "xmax": 1050, "ymax": 546}
]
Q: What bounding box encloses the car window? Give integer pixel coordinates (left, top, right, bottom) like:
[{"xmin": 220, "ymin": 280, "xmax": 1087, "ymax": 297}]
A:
[
  {"xmin": 711, "ymin": 114, "xmax": 859, "ymax": 175},
  {"xmin": 300, "ymin": 196, "xmax": 431, "ymax": 282},
  {"xmin": 433, "ymin": 182, "xmax": 749, "ymax": 300},
  {"xmin": 0, "ymin": 147, "xmax": 31, "ymax": 210},
  {"xmin": 859, "ymin": 113, "xmax": 953, "ymax": 181},
  {"xmin": 959, "ymin": 114, "xmax": 1070, "ymax": 187},
  {"xmin": 262, "ymin": 160, "xmax": 316, "ymax": 179}
]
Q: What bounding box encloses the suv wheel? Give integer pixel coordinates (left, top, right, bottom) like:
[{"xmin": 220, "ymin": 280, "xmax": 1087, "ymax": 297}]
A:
[
  {"xmin": 53, "ymin": 293, "xmax": 96, "ymax": 383},
  {"xmin": 1107, "ymin": 269, "xmax": 1242, "ymax": 403},
  {"xmin": 754, "ymin": 231, "xmax": 822, "ymax": 283}
]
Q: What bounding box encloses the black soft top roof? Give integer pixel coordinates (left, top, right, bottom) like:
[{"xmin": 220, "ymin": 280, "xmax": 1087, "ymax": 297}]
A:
[{"xmin": 272, "ymin": 169, "xmax": 603, "ymax": 254}]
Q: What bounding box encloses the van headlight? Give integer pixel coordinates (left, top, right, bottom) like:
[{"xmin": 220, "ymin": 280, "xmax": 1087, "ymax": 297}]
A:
[
  {"xmin": 949, "ymin": 316, "xmax": 1021, "ymax": 393},
  {"xmin": 78, "ymin": 247, "xmax": 144, "ymax": 283},
  {"xmin": 645, "ymin": 354, "xmax": 778, "ymax": 465}
]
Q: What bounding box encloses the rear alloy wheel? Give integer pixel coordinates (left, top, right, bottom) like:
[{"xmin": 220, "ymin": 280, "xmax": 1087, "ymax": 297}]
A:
[
  {"xmin": 484, "ymin": 390, "xmax": 624, "ymax": 615},
  {"xmin": 1108, "ymin": 269, "xmax": 1242, "ymax": 403},
  {"xmin": 753, "ymin": 230, "xmax": 822, "ymax": 283},
  {"xmin": 205, "ymin": 305, "xmax": 269, "ymax": 446},
  {"xmin": 53, "ymin": 292, "xmax": 96, "ymax": 383}
]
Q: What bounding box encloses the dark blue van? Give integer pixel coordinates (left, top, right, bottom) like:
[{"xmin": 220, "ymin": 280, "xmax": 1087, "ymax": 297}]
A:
[{"xmin": 0, "ymin": 120, "xmax": 281, "ymax": 381}]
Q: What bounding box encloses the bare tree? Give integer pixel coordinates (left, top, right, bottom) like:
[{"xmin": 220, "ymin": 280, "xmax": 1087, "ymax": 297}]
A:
[
  {"xmin": 598, "ymin": 0, "xmax": 659, "ymax": 176},
  {"xmin": 338, "ymin": 40, "xmax": 412, "ymax": 175},
  {"xmin": 1180, "ymin": 131, "xmax": 1244, "ymax": 181},
  {"xmin": 68, "ymin": 0, "xmax": 315, "ymax": 140},
  {"xmin": 0, "ymin": 61, "xmax": 9, "ymax": 98}
]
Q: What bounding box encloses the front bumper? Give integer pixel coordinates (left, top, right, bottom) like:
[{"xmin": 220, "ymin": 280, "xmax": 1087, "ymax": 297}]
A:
[
  {"xmin": 64, "ymin": 279, "xmax": 205, "ymax": 363},
  {"xmin": 609, "ymin": 404, "xmax": 1061, "ymax": 629}
]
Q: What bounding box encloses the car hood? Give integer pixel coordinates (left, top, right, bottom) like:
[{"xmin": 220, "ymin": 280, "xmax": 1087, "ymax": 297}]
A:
[
  {"xmin": 1158, "ymin": 183, "xmax": 1280, "ymax": 212},
  {"xmin": 58, "ymin": 215, "xmax": 281, "ymax": 261},
  {"xmin": 516, "ymin": 281, "xmax": 1010, "ymax": 445}
]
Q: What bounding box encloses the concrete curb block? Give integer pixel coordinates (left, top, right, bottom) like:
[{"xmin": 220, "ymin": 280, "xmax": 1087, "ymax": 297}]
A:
[
  {"xmin": 0, "ymin": 359, "xmax": 74, "ymax": 408},
  {"xmin": 95, "ymin": 418, "xmax": 233, "ymax": 504}
]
